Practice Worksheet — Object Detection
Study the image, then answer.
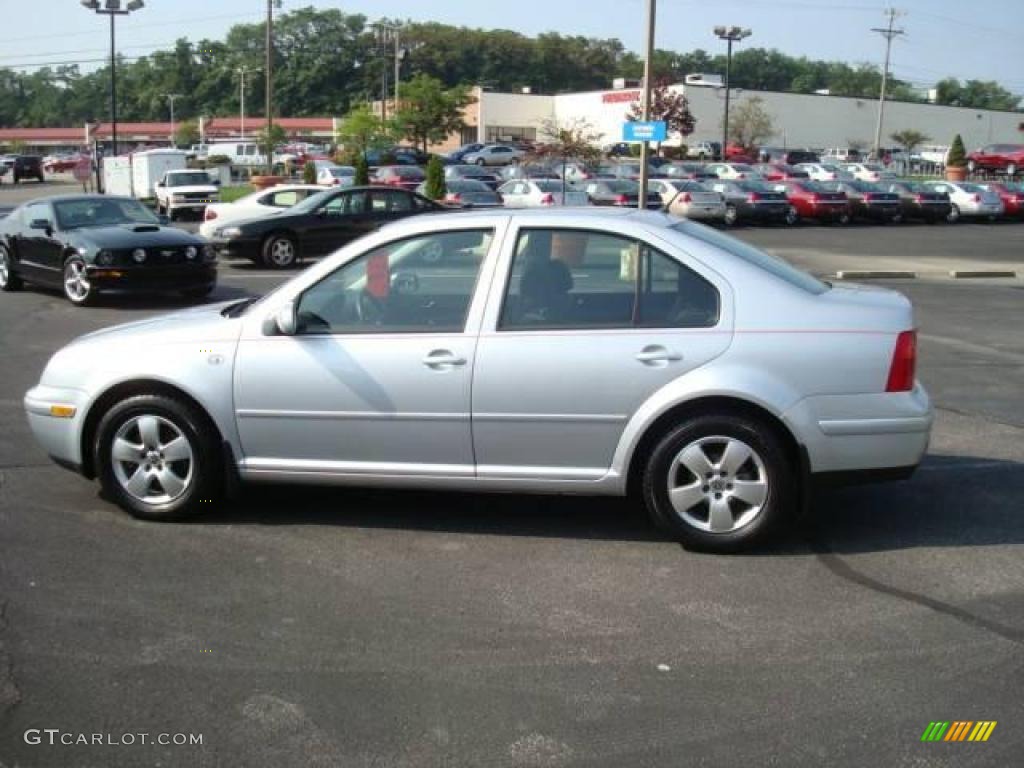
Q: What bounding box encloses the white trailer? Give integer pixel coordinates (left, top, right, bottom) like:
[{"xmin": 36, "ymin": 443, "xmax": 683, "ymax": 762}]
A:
[{"xmin": 101, "ymin": 149, "xmax": 188, "ymax": 199}]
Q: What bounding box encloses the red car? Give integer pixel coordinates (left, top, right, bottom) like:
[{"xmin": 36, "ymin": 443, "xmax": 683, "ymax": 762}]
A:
[
  {"xmin": 967, "ymin": 144, "xmax": 1024, "ymax": 176},
  {"xmin": 373, "ymin": 165, "xmax": 426, "ymax": 191},
  {"xmin": 753, "ymin": 163, "xmax": 810, "ymax": 181},
  {"xmin": 981, "ymin": 182, "xmax": 1024, "ymax": 216},
  {"xmin": 772, "ymin": 180, "xmax": 851, "ymax": 225}
]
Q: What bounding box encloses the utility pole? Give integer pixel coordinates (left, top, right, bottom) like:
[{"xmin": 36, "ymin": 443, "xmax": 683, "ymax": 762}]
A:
[
  {"xmin": 872, "ymin": 8, "xmax": 905, "ymax": 160},
  {"xmin": 264, "ymin": 0, "xmax": 275, "ymax": 171},
  {"xmin": 638, "ymin": 0, "xmax": 656, "ymax": 209},
  {"xmin": 236, "ymin": 66, "xmax": 260, "ymax": 138},
  {"xmin": 166, "ymin": 93, "xmax": 182, "ymax": 145},
  {"xmin": 393, "ymin": 29, "xmax": 402, "ymax": 110},
  {"xmin": 714, "ymin": 26, "xmax": 752, "ymax": 161}
]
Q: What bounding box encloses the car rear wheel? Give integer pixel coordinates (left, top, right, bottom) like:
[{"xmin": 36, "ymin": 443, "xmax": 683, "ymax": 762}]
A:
[
  {"xmin": 947, "ymin": 204, "xmax": 960, "ymax": 224},
  {"xmin": 785, "ymin": 205, "xmax": 799, "ymax": 225},
  {"xmin": 0, "ymin": 245, "xmax": 24, "ymax": 291},
  {"xmin": 641, "ymin": 413, "xmax": 794, "ymax": 552},
  {"xmin": 261, "ymin": 233, "xmax": 299, "ymax": 269},
  {"xmin": 723, "ymin": 204, "xmax": 738, "ymax": 226},
  {"xmin": 837, "ymin": 211, "xmax": 851, "ymax": 225},
  {"xmin": 475, "ymin": 158, "xmax": 486, "ymax": 166},
  {"xmin": 95, "ymin": 394, "xmax": 221, "ymax": 521},
  {"xmin": 63, "ymin": 257, "xmax": 95, "ymax": 306}
]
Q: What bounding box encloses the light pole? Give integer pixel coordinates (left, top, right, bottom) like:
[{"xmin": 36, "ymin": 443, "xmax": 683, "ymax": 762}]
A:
[
  {"xmin": 166, "ymin": 93, "xmax": 182, "ymax": 145},
  {"xmin": 713, "ymin": 26, "xmax": 751, "ymax": 161},
  {"xmin": 637, "ymin": 0, "xmax": 656, "ymax": 209},
  {"xmin": 235, "ymin": 66, "xmax": 261, "ymax": 138},
  {"xmin": 871, "ymin": 8, "xmax": 905, "ymax": 160},
  {"xmin": 81, "ymin": 0, "xmax": 145, "ymax": 158}
]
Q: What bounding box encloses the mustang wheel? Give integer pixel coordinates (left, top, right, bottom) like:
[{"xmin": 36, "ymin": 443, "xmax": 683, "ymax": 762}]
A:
[
  {"xmin": 642, "ymin": 413, "xmax": 794, "ymax": 552},
  {"xmin": 63, "ymin": 257, "xmax": 95, "ymax": 305},
  {"xmin": 95, "ymin": 395, "xmax": 221, "ymax": 520},
  {"xmin": 262, "ymin": 233, "xmax": 298, "ymax": 269},
  {"xmin": 0, "ymin": 245, "xmax": 23, "ymax": 291}
]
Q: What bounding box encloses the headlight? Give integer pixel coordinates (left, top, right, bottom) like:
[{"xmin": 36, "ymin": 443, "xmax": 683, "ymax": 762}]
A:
[
  {"xmin": 95, "ymin": 250, "xmax": 113, "ymax": 265},
  {"xmin": 172, "ymin": 193, "xmax": 186, "ymax": 201},
  {"xmin": 185, "ymin": 245, "xmax": 198, "ymax": 260},
  {"xmin": 219, "ymin": 227, "xmax": 242, "ymax": 239},
  {"xmin": 131, "ymin": 248, "xmax": 146, "ymax": 263}
]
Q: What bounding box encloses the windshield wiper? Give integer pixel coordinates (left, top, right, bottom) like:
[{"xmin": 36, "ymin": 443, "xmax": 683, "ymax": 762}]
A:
[{"xmin": 221, "ymin": 296, "xmax": 260, "ymax": 318}]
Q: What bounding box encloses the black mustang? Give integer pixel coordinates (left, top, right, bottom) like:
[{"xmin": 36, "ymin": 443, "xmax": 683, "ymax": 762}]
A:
[
  {"xmin": 208, "ymin": 185, "xmax": 445, "ymax": 268},
  {"xmin": 0, "ymin": 195, "xmax": 216, "ymax": 306}
]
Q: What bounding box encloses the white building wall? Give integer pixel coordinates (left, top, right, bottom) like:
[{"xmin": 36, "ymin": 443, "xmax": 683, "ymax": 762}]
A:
[{"xmin": 476, "ymin": 91, "xmax": 556, "ymax": 142}]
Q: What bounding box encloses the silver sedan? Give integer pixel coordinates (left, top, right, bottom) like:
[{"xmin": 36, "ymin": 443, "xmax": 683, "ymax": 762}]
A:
[{"xmin": 23, "ymin": 209, "xmax": 931, "ymax": 552}]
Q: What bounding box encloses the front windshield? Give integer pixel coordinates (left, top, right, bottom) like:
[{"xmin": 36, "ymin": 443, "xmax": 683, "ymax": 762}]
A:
[
  {"xmin": 165, "ymin": 172, "xmax": 214, "ymax": 186},
  {"xmin": 54, "ymin": 198, "xmax": 160, "ymax": 230}
]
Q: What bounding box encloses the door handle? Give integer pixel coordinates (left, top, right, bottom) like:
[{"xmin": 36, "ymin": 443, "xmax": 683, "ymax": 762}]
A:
[
  {"xmin": 635, "ymin": 346, "xmax": 682, "ymax": 364},
  {"xmin": 422, "ymin": 350, "xmax": 467, "ymax": 368}
]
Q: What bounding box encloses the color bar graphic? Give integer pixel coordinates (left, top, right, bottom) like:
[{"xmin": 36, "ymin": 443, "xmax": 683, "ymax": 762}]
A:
[{"xmin": 921, "ymin": 721, "xmax": 996, "ymax": 742}]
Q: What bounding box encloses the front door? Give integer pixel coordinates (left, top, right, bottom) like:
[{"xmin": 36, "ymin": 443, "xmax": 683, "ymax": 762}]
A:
[
  {"xmin": 233, "ymin": 226, "xmax": 498, "ymax": 477},
  {"xmin": 471, "ymin": 226, "xmax": 733, "ymax": 481},
  {"xmin": 16, "ymin": 201, "xmax": 63, "ymax": 285}
]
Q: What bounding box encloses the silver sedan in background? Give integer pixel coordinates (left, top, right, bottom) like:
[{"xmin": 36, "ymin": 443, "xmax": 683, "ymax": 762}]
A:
[
  {"xmin": 498, "ymin": 179, "xmax": 589, "ymax": 207},
  {"xmin": 24, "ymin": 209, "xmax": 931, "ymax": 552}
]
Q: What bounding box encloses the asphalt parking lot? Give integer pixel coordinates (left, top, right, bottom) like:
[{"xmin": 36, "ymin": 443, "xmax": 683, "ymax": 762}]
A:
[{"xmin": 0, "ymin": 191, "xmax": 1022, "ymax": 765}]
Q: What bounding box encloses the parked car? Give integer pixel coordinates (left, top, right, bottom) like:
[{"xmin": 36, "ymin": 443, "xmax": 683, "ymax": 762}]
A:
[
  {"xmin": 921, "ymin": 181, "xmax": 1005, "ymax": 222},
  {"xmin": 462, "ymin": 145, "xmax": 525, "ymax": 166},
  {"xmin": 558, "ymin": 160, "xmax": 607, "ymax": 183},
  {"xmin": 705, "ymin": 163, "xmax": 760, "ymax": 181},
  {"xmin": 0, "ymin": 195, "xmax": 215, "ymax": 305},
  {"xmin": 498, "ymin": 179, "xmax": 589, "ymax": 207},
  {"xmin": 661, "ymin": 162, "xmax": 717, "ymax": 182},
  {"xmin": 704, "ymin": 180, "xmax": 792, "ymax": 226},
  {"xmin": 362, "ymin": 146, "xmax": 428, "ymax": 166},
  {"xmin": 797, "ymin": 163, "xmax": 855, "ymax": 182},
  {"xmin": 373, "ymin": 165, "xmax": 426, "ymax": 191},
  {"xmin": 770, "ymin": 180, "xmax": 850, "ymax": 225},
  {"xmin": 822, "ymin": 148, "xmax": 862, "ymax": 164},
  {"xmin": 446, "ymin": 143, "xmax": 487, "ymax": 164},
  {"xmin": 752, "ymin": 163, "xmax": 809, "ymax": 181},
  {"xmin": 758, "ymin": 148, "xmax": 820, "ymax": 165},
  {"xmin": 882, "ymin": 181, "xmax": 953, "ymax": 224},
  {"xmin": 316, "ymin": 165, "xmax": 357, "ymax": 187},
  {"xmin": 818, "ymin": 180, "xmax": 902, "ymax": 223},
  {"xmin": 43, "ymin": 153, "xmax": 81, "ymax": 173},
  {"xmin": 842, "ymin": 163, "xmax": 897, "ymax": 183},
  {"xmin": 444, "ymin": 164, "xmax": 502, "ymax": 189},
  {"xmin": 500, "ymin": 164, "xmax": 560, "ymax": 181},
  {"xmin": 207, "ymin": 186, "xmax": 444, "ymax": 268},
  {"xmin": 648, "ymin": 179, "xmax": 726, "ymax": 223},
  {"xmin": 579, "ymin": 179, "xmax": 662, "ymax": 208},
  {"xmin": 199, "ymin": 184, "xmax": 324, "ymax": 239},
  {"xmin": 22, "ymin": 209, "xmax": 932, "ymax": 552},
  {"xmin": 154, "ymin": 170, "xmax": 220, "ymax": 221},
  {"xmin": 687, "ymin": 141, "xmax": 722, "ymax": 160},
  {"xmin": 967, "ymin": 144, "xmax": 1024, "ymax": 176},
  {"xmin": 11, "ymin": 155, "xmax": 45, "ymax": 184},
  {"xmin": 418, "ymin": 179, "xmax": 503, "ymax": 209},
  {"xmin": 978, "ymin": 182, "xmax": 1024, "ymax": 217}
]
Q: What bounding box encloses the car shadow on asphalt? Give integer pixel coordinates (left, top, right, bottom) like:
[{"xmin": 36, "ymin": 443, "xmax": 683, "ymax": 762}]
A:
[{"xmin": 188, "ymin": 453, "xmax": 1023, "ymax": 553}]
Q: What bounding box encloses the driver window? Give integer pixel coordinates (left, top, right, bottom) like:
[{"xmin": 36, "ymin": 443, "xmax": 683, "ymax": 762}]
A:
[{"xmin": 295, "ymin": 229, "xmax": 494, "ymax": 335}]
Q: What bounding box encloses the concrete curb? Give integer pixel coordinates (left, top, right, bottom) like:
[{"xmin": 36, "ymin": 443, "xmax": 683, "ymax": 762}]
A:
[
  {"xmin": 948, "ymin": 270, "xmax": 1018, "ymax": 279},
  {"xmin": 835, "ymin": 270, "xmax": 917, "ymax": 279}
]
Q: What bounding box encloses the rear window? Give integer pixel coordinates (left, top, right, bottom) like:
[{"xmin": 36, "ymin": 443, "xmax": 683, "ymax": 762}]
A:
[{"xmin": 671, "ymin": 221, "xmax": 829, "ymax": 295}]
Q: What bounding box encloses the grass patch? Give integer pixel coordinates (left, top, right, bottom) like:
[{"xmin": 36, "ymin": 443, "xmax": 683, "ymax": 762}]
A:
[{"xmin": 220, "ymin": 185, "xmax": 254, "ymax": 203}]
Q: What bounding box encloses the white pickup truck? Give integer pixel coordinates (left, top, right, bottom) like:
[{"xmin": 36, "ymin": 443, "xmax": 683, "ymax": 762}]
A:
[{"xmin": 154, "ymin": 170, "xmax": 221, "ymax": 220}]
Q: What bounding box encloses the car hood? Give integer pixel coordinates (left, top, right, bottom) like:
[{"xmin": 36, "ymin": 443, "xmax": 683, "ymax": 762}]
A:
[
  {"xmin": 70, "ymin": 224, "xmax": 204, "ymax": 250},
  {"xmin": 74, "ymin": 300, "xmax": 245, "ymax": 346},
  {"xmin": 164, "ymin": 184, "xmax": 219, "ymax": 194}
]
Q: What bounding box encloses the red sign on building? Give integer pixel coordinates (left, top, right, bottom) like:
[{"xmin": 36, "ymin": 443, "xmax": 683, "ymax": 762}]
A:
[{"xmin": 602, "ymin": 90, "xmax": 641, "ymax": 104}]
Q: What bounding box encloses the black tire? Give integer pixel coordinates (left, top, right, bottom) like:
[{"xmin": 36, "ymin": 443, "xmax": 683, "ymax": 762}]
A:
[
  {"xmin": 947, "ymin": 204, "xmax": 960, "ymax": 224},
  {"xmin": 723, "ymin": 204, "xmax": 738, "ymax": 227},
  {"xmin": 261, "ymin": 232, "xmax": 299, "ymax": 269},
  {"xmin": 62, "ymin": 256, "xmax": 95, "ymax": 306},
  {"xmin": 0, "ymin": 244, "xmax": 24, "ymax": 291},
  {"xmin": 94, "ymin": 394, "xmax": 221, "ymax": 521},
  {"xmin": 785, "ymin": 205, "xmax": 799, "ymax": 226},
  {"xmin": 641, "ymin": 412, "xmax": 795, "ymax": 553}
]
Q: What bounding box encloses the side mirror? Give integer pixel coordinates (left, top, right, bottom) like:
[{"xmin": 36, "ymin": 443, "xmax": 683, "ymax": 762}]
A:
[
  {"xmin": 157, "ymin": 214, "xmax": 171, "ymax": 226},
  {"xmin": 212, "ymin": 179, "xmax": 221, "ymax": 186},
  {"xmin": 29, "ymin": 218, "xmax": 52, "ymax": 232},
  {"xmin": 274, "ymin": 302, "xmax": 297, "ymax": 336},
  {"xmin": 155, "ymin": 181, "xmax": 164, "ymax": 188}
]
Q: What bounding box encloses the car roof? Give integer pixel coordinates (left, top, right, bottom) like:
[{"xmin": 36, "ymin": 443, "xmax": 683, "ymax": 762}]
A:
[
  {"xmin": 18, "ymin": 194, "xmax": 139, "ymax": 207},
  {"xmin": 382, "ymin": 207, "xmax": 669, "ymax": 229}
]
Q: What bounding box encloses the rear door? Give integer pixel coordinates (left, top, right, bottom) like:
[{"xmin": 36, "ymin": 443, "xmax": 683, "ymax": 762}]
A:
[{"xmin": 471, "ymin": 224, "xmax": 733, "ymax": 481}]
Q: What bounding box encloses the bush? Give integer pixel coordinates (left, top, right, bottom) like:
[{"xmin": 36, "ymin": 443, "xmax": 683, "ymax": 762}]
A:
[
  {"xmin": 206, "ymin": 154, "xmax": 232, "ymax": 166},
  {"xmin": 629, "ymin": 143, "xmax": 643, "ymax": 158},
  {"xmin": 423, "ymin": 155, "xmax": 446, "ymax": 200},
  {"xmin": 302, "ymin": 159, "xmax": 317, "ymax": 184},
  {"xmin": 354, "ymin": 154, "xmax": 370, "ymax": 186},
  {"xmin": 334, "ymin": 148, "xmax": 361, "ymax": 167},
  {"xmin": 947, "ymin": 134, "xmax": 967, "ymax": 167}
]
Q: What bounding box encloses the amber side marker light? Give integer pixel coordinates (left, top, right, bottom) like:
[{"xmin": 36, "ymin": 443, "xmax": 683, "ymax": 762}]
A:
[{"xmin": 49, "ymin": 405, "xmax": 77, "ymax": 418}]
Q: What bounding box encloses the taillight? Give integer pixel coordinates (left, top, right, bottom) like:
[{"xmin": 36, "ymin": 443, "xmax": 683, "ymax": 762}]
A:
[
  {"xmin": 614, "ymin": 194, "xmax": 629, "ymax": 205},
  {"xmin": 913, "ymin": 194, "xmax": 924, "ymax": 202},
  {"xmin": 809, "ymin": 193, "xmax": 820, "ymax": 202},
  {"xmin": 886, "ymin": 330, "xmax": 917, "ymax": 392},
  {"xmin": 972, "ymin": 194, "xmax": 981, "ymax": 202},
  {"xmin": 747, "ymin": 192, "xmax": 761, "ymax": 202},
  {"xmin": 679, "ymin": 192, "xmax": 692, "ymax": 203},
  {"xmin": 204, "ymin": 208, "xmax": 217, "ymax": 220},
  {"xmin": 737, "ymin": 173, "xmax": 747, "ymax": 179},
  {"xmin": 540, "ymin": 193, "xmax": 555, "ymax": 205},
  {"xmin": 864, "ymin": 193, "xmax": 875, "ymax": 201},
  {"xmin": 580, "ymin": 171, "xmax": 591, "ymax": 179},
  {"xmin": 446, "ymin": 192, "xmax": 462, "ymax": 203}
]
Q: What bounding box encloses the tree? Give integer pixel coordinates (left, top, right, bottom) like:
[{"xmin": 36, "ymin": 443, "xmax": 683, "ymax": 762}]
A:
[
  {"xmin": 529, "ymin": 117, "xmax": 603, "ymax": 199},
  {"xmin": 726, "ymin": 97, "xmax": 774, "ymax": 150},
  {"xmin": 393, "ymin": 74, "xmax": 473, "ymax": 152},
  {"xmin": 174, "ymin": 119, "xmax": 200, "ymax": 148},
  {"xmin": 934, "ymin": 77, "xmax": 1019, "ymax": 111},
  {"xmin": 947, "ymin": 134, "xmax": 967, "ymax": 168},
  {"xmin": 423, "ymin": 155, "xmax": 446, "ymax": 200},
  {"xmin": 336, "ymin": 104, "xmax": 393, "ymax": 159},
  {"xmin": 255, "ymin": 123, "xmax": 287, "ymax": 172},
  {"xmin": 302, "ymin": 158, "xmax": 317, "ymax": 184},
  {"xmin": 627, "ymin": 77, "xmax": 696, "ymax": 154},
  {"xmin": 354, "ymin": 153, "xmax": 370, "ymax": 185},
  {"xmin": 889, "ymin": 129, "xmax": 930, "ymax": 153}
]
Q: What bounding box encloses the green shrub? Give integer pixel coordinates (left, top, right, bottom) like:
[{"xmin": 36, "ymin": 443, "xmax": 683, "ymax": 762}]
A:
[
  {"xmin": 206, "ymin": 154, "xmax": 232, "ymax": 166},
  {"xmin": 947, "ymin": 134, "xmax": 967, "ymax": 167},
  {"xmin": 302, "ymin": 159, "xmax": 317, "ymax": 184},
  {"xmin": 354, "ymin": 154, "xmax": 370, "ymax": 185},
  {"xmin": 629, "ymin": 143, "xmax": 643, "ymax": 158},
  {"xmin": 424, "ymin": 155, "xmax": 446, "ymax": 200}
]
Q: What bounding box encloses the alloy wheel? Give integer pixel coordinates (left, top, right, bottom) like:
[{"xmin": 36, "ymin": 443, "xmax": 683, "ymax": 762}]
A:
[
  {"xmin": 110, "ymin": 414, "xmax": 195, "ymax": 506},
  {"xmin": 666, "ymin": 435, "xmax": 769, "ymax": 534},
  {"xmin": 63, "ymin": 260, "xmax": 91, "ymax": 303},
  {"xmin": 0, "ymin": 248, "xmax": 9, "ymax": 288},
  {"xmin": 269, "ymin": 237, "xmax": 296, "ymax": 267}
]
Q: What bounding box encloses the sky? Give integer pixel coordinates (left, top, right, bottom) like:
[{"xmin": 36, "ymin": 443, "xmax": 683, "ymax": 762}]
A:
[{"xmin": 1, "ymin": 0, "xmax": 1022, "ymax": 94}]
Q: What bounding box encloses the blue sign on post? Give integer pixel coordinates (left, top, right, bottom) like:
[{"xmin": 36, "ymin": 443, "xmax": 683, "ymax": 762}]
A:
[{"xmin": 623, "ymin": 120, "xmax": 667, "ymax": 143}]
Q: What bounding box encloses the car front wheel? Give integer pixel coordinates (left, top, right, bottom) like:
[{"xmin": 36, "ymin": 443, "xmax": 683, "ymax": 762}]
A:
[
  {"xmin": 63, "ymin": 257, "xmax": 95, "ymax": 305},
  {"xmin": 95, "ymin": 394, "xmax": 221, "ymax": 520},
  {"xmin": 0, "ymin": 244, "xmax": 24, "ymax": 291},
  {"xmin": 641, "ymin": 413, "xmax": 795, "ymax": 552}
]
